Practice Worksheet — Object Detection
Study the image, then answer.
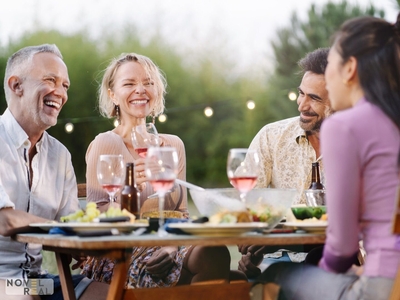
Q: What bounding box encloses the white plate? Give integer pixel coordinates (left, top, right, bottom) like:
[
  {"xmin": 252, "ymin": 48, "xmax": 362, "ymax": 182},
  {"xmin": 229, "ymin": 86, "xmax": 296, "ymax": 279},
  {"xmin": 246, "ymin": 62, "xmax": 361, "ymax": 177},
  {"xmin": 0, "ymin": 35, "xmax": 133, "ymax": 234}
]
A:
[
  {"xmin": 30, "ymin": 222, "xmax": 148, "ymax": 233},
  {"xmin": 283, "ymin": 221, "xmax": 327, "ymax": 233},
  {"xmin": 167, "ymin": 222, "xmax": 268, "ymax": 236}
]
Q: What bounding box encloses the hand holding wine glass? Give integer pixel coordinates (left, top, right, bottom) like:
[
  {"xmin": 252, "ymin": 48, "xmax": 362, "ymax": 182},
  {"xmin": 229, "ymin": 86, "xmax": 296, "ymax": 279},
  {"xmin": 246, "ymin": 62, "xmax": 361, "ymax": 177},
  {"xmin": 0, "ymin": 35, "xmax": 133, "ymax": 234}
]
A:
[
  {"xmin": 227, "ymin": 148, "xmax": 259, "ymax": 203},
  {"xmin": 97, "ymin": 154, "xmax": 125, "ymax": 203},
  {"xmin": 145, "ymin": 147, "xmax": 178, "ymax": 236},
  {"xmin": 131, "ymin": 123, "xmax": 159, "ymax": 158}
]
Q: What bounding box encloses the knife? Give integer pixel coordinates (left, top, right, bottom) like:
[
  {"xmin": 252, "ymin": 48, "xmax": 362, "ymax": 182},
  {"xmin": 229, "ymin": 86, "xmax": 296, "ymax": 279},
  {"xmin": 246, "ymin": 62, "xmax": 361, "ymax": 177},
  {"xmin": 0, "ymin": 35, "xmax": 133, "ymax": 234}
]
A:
[
  {"xmin": 93, "ymin": 216, "xmax": 131, "ymax": 223},
  {"xmin": 77, "ymin": 228, "xmax": 120, "ymax": 237}
]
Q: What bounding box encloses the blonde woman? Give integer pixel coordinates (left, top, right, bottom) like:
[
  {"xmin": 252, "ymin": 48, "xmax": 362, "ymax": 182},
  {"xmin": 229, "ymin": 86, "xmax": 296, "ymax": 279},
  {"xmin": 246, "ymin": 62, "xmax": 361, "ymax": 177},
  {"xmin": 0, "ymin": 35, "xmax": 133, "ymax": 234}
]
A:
[{"xmin": 82, "ymin": 53, "xmax": 237, "ymax": 288}]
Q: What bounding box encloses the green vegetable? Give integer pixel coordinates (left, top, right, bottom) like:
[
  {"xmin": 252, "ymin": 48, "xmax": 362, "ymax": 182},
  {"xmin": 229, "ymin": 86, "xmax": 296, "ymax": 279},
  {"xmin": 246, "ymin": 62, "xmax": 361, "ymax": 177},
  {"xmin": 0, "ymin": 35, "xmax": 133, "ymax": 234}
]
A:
[{"xmin": 291, "ymin": 206, "xmax": 326, "ymax": 220}]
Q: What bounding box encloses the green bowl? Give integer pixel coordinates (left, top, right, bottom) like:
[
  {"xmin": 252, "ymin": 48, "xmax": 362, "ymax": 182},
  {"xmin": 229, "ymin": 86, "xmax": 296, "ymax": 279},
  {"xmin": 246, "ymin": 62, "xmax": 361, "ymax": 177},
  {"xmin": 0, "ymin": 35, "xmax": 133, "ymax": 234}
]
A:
[{"xmin": 291, "ymin": 206, "xmax": 326, "ymax": 220}]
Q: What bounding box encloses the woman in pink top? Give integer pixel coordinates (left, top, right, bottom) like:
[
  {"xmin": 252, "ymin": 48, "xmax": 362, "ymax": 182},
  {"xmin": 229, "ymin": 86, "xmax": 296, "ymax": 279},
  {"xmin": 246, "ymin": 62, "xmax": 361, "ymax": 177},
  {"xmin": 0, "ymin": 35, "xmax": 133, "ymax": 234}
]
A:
[
  {"xmin": 81, "ymin": 53, "xmax": 236, "ymax": 288},
  {"xmin": 256, "ymin": 14, "xmax": 400, "ymax": 300}
]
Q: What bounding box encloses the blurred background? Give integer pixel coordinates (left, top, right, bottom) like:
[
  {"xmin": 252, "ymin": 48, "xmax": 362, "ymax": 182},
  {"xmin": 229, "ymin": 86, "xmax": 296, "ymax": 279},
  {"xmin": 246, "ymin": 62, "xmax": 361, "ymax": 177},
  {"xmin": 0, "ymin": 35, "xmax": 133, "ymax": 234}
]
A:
[{"xmin": 0, "ymin": 0, "xmax": 398, "ymax": 187}]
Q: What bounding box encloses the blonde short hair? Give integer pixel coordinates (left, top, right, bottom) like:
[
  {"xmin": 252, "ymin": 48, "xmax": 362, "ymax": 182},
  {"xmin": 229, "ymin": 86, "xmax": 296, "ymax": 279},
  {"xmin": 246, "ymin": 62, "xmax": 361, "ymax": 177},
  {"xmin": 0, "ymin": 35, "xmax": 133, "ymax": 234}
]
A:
[{"xmin": 98, "ymin": 53, "xmax": 167, "ymax": 118}]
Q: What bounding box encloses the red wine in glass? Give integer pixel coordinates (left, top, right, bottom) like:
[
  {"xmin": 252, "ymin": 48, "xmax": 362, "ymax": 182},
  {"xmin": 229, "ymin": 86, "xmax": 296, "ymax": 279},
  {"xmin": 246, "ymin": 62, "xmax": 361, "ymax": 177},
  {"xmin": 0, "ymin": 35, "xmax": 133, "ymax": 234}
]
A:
[
  {"xmin": 101, "ymin": 184, "xmax": 123, "ymax": 195},
  {"xmin": 229, "ymin": 176, "xmax": 257, "ymax": 194},
  {"xmin": 149, "ymin": 179, "xmax": 175, "ymax": 194},
  {"xmin": 227, "ymin": 148, "xmax": 259, "ymax": 202},
  {"xmin": 135, "ymin": 147, "xmax": 148, "ymax": 158},
  {"xmin": 132, "ymin": 123, "xmax": 159, "ymax": 157},
  {"xmin": 145, "ymin": 147, "xmax": 178, "ymax": 237},
  {"xmin": 97, "ymin": 154, "xmax": 125, "ymax": 203}
]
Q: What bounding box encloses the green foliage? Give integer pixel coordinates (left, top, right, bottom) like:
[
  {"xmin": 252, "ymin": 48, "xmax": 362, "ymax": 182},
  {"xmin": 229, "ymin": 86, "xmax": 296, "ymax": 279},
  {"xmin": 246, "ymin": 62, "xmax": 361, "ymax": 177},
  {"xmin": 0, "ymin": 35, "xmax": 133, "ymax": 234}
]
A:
[
  {"xmin": 0, "ymin": 0, "xmax": 390, "ymax": 188},
  {"xmin": 267, "ymin": 0, "xmax": 385, "ymax": 119},
  {"xmin": 0, "ymin": 25, "xmax": 267, "ymax": 187}
]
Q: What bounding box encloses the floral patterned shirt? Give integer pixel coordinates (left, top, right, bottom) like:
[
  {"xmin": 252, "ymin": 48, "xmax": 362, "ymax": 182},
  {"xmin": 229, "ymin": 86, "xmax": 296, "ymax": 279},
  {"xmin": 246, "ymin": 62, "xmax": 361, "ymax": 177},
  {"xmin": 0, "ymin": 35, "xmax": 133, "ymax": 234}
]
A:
[{"xmin": 248, "ymin": 116, "xmax": 324, "ymax": 205}]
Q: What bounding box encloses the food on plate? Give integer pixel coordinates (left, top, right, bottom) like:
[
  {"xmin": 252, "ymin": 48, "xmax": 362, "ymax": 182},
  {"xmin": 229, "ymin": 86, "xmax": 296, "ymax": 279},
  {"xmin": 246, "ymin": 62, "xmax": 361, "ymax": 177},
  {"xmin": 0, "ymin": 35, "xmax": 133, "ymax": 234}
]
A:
[
  {"xmin": 99, "ymin": 207, "xmax": 136, "ymax": 223},
  {"xmin": 208, "ymin": 210, "xmax": 253, "ymax": 224},
  {"xmin": 320, "ymin": 213, "xmax": 328, "ymax": 221},
  {"xmin": 60, "ymin": 203, "xmax": 136, "ymax": 223},
  {"xmin": 291, "ymin": 206, "xmax": 327, "ymax": 220},
  {"xmin": 248, "ymin": 202, "xmax": 286, "ymax": 225},
  {"xmin": 142, "ymin": 210, "xmax": 184, "ymax": 219},
  {"xmin": 207, "ymin": 201, "xmax": 286, "ymax": 226}
]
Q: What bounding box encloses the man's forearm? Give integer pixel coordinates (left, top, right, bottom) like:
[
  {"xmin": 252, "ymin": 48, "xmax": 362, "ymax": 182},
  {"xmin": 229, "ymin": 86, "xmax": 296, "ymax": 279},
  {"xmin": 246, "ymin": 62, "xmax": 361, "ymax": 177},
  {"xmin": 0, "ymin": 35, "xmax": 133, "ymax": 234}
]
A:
[{"xmin": 0, "ymin": 208, "xmax": 48, "ymax": 236}]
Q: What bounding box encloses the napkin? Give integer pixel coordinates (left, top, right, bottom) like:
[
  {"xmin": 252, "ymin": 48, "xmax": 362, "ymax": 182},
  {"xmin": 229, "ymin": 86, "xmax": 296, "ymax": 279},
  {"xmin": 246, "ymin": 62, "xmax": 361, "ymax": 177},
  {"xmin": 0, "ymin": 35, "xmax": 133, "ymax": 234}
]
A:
[
  {"xmin": 49, "ymin": 227, "xmax": 76, "ymax": 236},
  {"xmin": 164, "ymin": 219, "xmax": 190, "ymax": 235},
  {"xmin": 164, "ymin": 217, "xmax": 209, "ymax": 235}
]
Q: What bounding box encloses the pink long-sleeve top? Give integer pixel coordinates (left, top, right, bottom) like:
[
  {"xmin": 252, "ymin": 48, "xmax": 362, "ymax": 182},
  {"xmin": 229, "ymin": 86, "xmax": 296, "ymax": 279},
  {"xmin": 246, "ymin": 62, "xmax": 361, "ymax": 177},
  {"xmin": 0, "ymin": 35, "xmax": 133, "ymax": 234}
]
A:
[
  {"xmin": 320, "ymin": 98, "xmax": 400, "ymax": 278},
  {"xmin": 85, "ymin": 131, "xmax": 189, "ymax": 218}
]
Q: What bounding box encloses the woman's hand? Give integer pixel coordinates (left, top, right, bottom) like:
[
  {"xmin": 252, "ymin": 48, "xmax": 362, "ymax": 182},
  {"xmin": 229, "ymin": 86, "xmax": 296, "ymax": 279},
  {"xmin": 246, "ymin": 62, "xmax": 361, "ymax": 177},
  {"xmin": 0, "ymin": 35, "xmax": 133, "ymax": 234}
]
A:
[
  {"xmin": 134, "ymin": 158, "xmax": 147, "ymax": 191},
  {"xmin": 71, "ymin": 256, "xmax": 87, "ymax": 270},
  {"xmin": 145, "ymin": 246, "xmax": 178, "ymax": 278}
]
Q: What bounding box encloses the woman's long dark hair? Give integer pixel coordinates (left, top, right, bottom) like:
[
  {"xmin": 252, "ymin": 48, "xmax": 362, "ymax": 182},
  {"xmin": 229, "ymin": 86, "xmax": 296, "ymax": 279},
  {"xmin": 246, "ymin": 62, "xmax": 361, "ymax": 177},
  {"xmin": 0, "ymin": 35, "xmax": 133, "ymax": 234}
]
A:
[{"xmin": 333, "ymin": 13, "xmax": 400, "ymax": 165}]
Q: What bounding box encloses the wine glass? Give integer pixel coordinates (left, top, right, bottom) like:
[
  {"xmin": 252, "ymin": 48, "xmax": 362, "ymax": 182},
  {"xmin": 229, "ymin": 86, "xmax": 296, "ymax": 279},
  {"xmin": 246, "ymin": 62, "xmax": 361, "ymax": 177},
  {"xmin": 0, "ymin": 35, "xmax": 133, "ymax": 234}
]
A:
[
  {"xmin": 227, "ymin": 148, "xmax": 260, "ymax": 203},
  {"xmin": 131, "ymin": 123, "xmax": 160, "ymax": 158},
  {"xmin": 145, "ymin": 147, "xmax": 179, "ymax": 236},
  {"xmin": 97, "ymin": 154, "xmax": 125, "ymax": 203}
]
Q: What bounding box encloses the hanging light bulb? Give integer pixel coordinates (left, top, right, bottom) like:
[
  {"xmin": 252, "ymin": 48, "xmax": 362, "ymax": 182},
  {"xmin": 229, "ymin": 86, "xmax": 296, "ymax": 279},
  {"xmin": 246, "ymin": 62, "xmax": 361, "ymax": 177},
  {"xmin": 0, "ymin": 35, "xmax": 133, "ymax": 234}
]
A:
[
  {"xmin": 246, "ymin": 100, "xmax": 255, "ymax": 110},
  {"xmin": 65, "ymin": 122, "xmax": 74, "ymax": 133},
  {"xmin": 158, "ymin": 114, "xmax": 167, "ymax": 123},
  {"xmin": 204, "ymin": 106, "xmax": 213, "ymax": 117},
  {"xmin": 288, "ymin": 91, "xmax": 297, "ymax": 101}
]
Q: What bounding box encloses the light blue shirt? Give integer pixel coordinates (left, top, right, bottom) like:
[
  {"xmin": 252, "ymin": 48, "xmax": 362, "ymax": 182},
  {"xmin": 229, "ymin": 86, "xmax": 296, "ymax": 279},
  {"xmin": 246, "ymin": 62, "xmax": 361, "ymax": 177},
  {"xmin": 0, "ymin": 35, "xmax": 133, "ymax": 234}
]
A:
[{"xmin": 0, "ymin": 108, "xmax": 79, "ymax": 278}]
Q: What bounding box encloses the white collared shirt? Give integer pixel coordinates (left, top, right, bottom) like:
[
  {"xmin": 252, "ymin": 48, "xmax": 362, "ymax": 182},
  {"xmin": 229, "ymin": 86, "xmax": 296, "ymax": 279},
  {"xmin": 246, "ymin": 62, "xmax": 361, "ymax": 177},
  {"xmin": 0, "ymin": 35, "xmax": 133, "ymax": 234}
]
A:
[{"xmin": 0, "ymin": 109, "xmax": 79, "ymax": 278}]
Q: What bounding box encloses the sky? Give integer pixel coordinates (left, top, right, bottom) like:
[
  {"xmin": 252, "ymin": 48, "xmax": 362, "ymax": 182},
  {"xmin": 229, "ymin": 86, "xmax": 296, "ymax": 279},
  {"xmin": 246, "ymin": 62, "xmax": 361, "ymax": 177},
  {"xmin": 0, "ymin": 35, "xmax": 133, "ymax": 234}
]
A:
[{"xmin": 0, "ymin": 0, "xmax": 398, "ymax": 73}]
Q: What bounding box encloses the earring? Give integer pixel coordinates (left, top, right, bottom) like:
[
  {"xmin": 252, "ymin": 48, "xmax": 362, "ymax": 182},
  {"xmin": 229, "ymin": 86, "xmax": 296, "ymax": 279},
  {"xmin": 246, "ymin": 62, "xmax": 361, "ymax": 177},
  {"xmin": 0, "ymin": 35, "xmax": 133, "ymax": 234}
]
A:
[
  {"xmin": 343, "ymin": 79, "xmax": 352, "ymax": 85},
  {"xmin": 151, "ymin": 110, "xmax": 156, "ymax": 124},
  {"xmin": 115, "ymin": 105, "xmax": 120, "ymax": 124}
]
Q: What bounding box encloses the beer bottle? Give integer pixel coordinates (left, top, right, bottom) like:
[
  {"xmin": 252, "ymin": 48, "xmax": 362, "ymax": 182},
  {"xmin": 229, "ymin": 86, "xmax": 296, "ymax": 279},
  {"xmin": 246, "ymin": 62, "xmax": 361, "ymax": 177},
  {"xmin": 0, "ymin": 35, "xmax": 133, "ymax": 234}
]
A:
[
  {"xmin": 121, "ymin": 162, "xmax": 140, "ymax": 218},
  {"xmin": 309, "ymin": 162, "xmax": 324, "ymax": 190}
]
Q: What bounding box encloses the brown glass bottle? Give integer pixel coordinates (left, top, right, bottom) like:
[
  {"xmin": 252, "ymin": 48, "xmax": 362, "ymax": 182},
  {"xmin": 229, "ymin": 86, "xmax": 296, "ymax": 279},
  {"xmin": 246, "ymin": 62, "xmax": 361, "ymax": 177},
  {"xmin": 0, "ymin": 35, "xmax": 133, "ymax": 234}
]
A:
[
  {"xmin": 309, "ymin": 162, "xmax": 324, "ymax": 190},
  {"xmin": 121, "ymin": 163, "xmax": 140, "ymax": 218}
]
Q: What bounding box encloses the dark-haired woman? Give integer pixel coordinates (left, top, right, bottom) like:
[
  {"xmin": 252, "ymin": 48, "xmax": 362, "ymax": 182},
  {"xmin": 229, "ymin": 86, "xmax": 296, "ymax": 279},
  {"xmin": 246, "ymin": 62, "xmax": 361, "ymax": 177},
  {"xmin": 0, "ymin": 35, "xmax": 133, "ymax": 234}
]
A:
[{"xmin": 256, "ymin": 14, "xmax": 400, "ymax": 300}]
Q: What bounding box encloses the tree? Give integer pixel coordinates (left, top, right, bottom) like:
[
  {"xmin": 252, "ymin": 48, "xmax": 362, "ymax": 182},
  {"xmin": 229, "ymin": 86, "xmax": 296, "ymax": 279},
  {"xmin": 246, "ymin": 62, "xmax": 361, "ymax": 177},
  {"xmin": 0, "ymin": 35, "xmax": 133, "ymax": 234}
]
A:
[
  {"xmin": 0, "ymin": 0, "xmax": 390, "ymax": 188},
  {"xmin": 266, "ymin": 0, "xmax": 385, "ymax": 119},
  {"xmin": 0, "ymin": 26, "xmax": 267, "ymax": 187}
]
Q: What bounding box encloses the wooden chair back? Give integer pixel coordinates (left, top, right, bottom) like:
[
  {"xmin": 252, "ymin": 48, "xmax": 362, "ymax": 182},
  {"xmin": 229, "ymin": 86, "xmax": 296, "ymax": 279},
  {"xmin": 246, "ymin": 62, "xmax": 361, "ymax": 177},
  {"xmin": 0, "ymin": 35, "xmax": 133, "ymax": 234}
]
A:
[
  {"xmin": 77, "ymin": 183, "xmax": 87, "ymax": 198},
  {"xmin": 123, "ymin": 281, "xmax": 252, "ymax": 300},
  {"xmin": 390, "ymin": 184, "xmax": 400, "ymax": 300}
]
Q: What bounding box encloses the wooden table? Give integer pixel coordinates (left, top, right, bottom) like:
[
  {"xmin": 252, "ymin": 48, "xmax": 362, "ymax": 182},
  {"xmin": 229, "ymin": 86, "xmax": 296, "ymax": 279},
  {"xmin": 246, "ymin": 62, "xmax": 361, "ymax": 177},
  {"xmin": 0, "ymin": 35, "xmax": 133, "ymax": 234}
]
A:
[{"xmin": 15, "ymin": 232, "xmax": 326, "ymax": 300}]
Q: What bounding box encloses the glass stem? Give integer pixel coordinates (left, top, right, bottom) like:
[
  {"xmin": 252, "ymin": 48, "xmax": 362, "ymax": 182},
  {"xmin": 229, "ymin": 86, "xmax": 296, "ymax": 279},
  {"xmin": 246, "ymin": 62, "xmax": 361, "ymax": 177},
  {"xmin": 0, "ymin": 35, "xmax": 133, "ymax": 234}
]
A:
[
  {"xmin": 158, "ymin": 192, "xmax": 167, "ymax": 236},
  {"xmin": 109, "ymin": 193, "xmax": 115, "ymax": 203},
  {"xmin": 240, "ymin": 192, "xmax": 246, "ymax": 203}
]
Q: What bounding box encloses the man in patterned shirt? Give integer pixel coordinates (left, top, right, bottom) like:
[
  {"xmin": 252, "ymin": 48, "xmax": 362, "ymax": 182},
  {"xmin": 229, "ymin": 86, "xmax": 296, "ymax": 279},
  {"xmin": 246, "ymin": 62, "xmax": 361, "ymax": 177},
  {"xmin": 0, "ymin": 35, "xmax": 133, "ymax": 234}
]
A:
[{"xmin": 238, "ymin": 48, "xmax": 333, "ymax": 278}]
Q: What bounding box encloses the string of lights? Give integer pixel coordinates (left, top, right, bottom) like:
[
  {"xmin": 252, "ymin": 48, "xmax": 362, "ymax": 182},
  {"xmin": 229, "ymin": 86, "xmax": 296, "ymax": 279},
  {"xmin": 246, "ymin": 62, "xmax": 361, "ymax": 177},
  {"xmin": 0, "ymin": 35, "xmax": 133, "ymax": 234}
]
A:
[{"xmin": 59, "ymin": 91, "xmax": 297, "ymax": 133}]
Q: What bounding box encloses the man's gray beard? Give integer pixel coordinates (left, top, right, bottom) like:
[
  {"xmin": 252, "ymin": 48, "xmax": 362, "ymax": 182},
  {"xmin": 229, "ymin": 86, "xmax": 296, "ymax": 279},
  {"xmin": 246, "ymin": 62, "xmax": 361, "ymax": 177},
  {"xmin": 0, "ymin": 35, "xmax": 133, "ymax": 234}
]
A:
[
  {"xmin": 32, "ymin": 110, "xmax": 54, "ymax": 130},
  {"xmin": 299, "ymin": 118, "xmax": 323, "ymax": 132}
]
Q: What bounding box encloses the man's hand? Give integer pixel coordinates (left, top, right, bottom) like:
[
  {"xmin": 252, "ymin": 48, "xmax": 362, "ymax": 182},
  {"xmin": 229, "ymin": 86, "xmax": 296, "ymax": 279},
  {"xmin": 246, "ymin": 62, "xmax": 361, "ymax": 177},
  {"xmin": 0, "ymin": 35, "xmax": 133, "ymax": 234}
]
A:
[
  {"xmin": 238, "ymin": 252, "xmax": 263, "ymax": 278},
  {"xmin": 237, "ymin": 244, "xmax": 269, "ymax": 256},
  {"xmin": 0, "ymin": 208, "xmax": 48, "ymax": 236},
  {"xmin": 145, "ymin": 246, "xmax": 178, "ymax": 278}
]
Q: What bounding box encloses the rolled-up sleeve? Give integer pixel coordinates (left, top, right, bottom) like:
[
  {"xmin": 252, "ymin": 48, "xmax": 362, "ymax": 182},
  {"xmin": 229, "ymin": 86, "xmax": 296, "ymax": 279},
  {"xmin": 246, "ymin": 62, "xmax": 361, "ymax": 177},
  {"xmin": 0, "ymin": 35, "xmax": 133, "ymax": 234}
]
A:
[{"xmin": 0, "ymin": 184, "xmax": 15, "ymax": 210}]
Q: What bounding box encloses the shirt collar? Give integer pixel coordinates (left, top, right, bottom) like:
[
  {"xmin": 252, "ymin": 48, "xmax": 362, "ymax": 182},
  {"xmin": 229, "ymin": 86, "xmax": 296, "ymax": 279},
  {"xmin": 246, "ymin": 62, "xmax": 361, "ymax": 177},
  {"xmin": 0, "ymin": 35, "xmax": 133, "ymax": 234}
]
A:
[
  {"xmin": 294, "ymin": 124, "xmax": 308, "ymax": 144},
  {"xmin": 1, "ymin": 109, "xmax": 30, "ymax": 149}
]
